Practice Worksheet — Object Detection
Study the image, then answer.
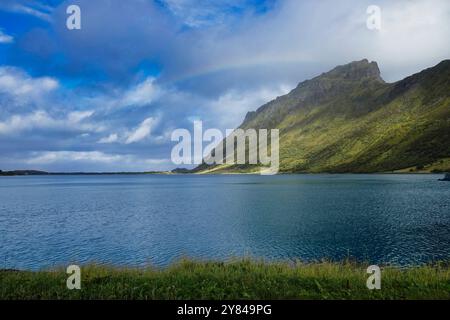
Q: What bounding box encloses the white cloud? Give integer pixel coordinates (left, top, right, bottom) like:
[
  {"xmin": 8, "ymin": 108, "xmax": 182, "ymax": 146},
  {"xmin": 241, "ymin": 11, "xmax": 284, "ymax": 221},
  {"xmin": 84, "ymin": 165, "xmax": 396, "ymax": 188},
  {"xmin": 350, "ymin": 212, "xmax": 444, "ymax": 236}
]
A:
[
  {"xmin": 85, "ymin": 77, "xmax": 162, "ymax": 112},
  {"xmin": 125, "ymin": 117, "xmax": 158, "ymax": 144},
  {"xmin": 0, "ymin": 0, "xmax": 53, "ymax": 22},
  {"xmin": 98, "ymin": 133, "xmax": 119, "ymax": 144},
  {"xmin": 122, "ymin": 77, "xmax": 161, "ymax": 107},
  {"xmin": 0, "ymin": 111, "xmax": 56, "ymax": 135},
  {"xmin": 0, "ymin": 67, "xmax": 59, "ymax": 106},
  {"xmin": 321, "ymin": 0, "xmax": 450, "ymax": 80},
  {"xmin": 26, "ymin": 151, "xmax": 126, "ymax": 165},
  {"xmin": 0, "ymin": 29, "xmax": 13, "ymax": 43},
  {"xmin": 167, "ymin": 0, "xmax": 450, "ymax": 84},
  {"xmin": 162, "ymin": 0, "xmax": 246, "ymax": 27},
  {"xmin": 22, "ymin": 151, "xmax": 171, "ymax": 171},
  {"xmin": 0, "ymin": 110, "xmax": 99, "ymax": 135},
  {"xmin": 207, "ymin": 85, "xmax": 291, "ymax": 129},
  {"xmin": 67, "ymin": 110, "xmax": 94, "ymax": 123}
]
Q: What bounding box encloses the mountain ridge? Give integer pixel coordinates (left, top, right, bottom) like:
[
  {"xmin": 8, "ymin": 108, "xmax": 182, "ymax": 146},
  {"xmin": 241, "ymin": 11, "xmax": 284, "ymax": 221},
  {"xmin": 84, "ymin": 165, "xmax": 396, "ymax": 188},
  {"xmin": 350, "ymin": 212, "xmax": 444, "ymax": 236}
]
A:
[{"xmin": 196, "ymin": 59, "xmax": 450, "ymax": 173}]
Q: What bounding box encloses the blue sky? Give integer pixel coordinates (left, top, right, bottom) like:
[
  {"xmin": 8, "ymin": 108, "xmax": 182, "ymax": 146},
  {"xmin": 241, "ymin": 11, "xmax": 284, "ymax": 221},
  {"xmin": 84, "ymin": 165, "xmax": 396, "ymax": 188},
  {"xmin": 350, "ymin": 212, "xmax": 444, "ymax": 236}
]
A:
[{"xmin": 0, "ymin": 0, "xmax": 449, "ymax": 171}]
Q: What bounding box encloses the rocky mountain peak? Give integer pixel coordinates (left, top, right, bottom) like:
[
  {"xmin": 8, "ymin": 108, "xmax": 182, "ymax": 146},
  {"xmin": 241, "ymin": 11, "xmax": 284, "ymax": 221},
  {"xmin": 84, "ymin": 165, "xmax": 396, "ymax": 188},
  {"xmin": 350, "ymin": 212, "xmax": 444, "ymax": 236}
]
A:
[{"xmin": 323, "ymin": 59, "xmax": 384, "ymax": 82}]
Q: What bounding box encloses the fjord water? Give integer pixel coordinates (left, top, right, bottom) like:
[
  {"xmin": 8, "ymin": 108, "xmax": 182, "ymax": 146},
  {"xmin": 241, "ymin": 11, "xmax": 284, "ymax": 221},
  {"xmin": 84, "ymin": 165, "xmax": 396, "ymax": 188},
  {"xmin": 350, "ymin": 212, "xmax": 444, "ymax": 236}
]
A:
[{"xmin": 0, "ymin": 174, "xmax": 448, "ymax": 270}]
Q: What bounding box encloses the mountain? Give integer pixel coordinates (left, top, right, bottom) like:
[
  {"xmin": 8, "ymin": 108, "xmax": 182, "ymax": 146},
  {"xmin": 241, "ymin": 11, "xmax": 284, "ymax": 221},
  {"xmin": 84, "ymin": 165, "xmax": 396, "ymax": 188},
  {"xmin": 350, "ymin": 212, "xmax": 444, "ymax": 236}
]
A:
[{"xmin": 196, "ymin": 59, "xmax": 450, "ymax": 173}]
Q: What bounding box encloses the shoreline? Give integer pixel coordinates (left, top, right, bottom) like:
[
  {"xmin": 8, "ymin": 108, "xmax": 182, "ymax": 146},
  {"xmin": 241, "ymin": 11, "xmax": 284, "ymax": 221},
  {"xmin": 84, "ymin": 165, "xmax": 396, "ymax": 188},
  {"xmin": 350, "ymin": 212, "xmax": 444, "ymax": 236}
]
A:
[{"xmin": 0, "ymin": 171, "xmax": 448, "ymax": 177}]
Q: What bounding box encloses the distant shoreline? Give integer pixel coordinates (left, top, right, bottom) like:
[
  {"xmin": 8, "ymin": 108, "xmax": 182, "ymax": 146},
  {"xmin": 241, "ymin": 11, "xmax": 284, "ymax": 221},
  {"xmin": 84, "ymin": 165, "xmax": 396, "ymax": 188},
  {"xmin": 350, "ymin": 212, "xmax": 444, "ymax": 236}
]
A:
[
  {"xmin": 0, "ymin": 170, "xmax": 448, "ymax": 176},
  {"xmin": 0, "ymin": 170, "xmax": 171, "ymax": 176}
]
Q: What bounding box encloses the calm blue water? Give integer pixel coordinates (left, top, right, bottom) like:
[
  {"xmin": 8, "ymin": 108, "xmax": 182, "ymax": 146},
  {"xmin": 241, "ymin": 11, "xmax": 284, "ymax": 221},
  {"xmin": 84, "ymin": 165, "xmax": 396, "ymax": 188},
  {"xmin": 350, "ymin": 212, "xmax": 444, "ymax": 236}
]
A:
[{"xmin": 0, "ymin": 174, "xmax": 449, "ymax": 270}]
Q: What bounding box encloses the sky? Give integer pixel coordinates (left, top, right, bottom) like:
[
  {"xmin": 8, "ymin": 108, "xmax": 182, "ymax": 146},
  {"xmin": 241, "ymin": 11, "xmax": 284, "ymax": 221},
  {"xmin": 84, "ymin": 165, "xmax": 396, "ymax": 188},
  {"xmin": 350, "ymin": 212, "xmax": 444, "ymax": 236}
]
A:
[{"xmin": 0, "ymin": 0, "xmax": 449, "ymax": 172}]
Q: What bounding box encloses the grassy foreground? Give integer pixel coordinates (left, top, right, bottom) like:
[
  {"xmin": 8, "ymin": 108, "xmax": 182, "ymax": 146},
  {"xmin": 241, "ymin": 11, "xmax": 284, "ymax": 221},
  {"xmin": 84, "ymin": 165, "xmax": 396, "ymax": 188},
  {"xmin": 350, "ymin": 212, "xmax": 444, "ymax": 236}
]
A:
[{"xmin": 1, "ymin": 260, "xmax": 449, "ymax": 300}]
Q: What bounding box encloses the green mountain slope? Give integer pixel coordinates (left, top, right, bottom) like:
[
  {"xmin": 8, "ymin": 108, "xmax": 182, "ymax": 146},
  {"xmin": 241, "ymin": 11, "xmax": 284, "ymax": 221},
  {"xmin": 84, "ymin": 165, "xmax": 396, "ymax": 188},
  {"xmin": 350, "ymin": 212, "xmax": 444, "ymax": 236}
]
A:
[{"xmin": 196, "ymin": 59, "xmax": 450, "ymax": 173}]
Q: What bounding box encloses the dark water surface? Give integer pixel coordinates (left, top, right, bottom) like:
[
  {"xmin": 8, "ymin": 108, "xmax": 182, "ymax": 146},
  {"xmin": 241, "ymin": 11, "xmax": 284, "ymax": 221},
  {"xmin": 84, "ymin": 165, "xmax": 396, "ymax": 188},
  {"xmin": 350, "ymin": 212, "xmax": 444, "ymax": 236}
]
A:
[{"xmin": 0, "ymin": 174, "xmax": 448, "ymax": 270}]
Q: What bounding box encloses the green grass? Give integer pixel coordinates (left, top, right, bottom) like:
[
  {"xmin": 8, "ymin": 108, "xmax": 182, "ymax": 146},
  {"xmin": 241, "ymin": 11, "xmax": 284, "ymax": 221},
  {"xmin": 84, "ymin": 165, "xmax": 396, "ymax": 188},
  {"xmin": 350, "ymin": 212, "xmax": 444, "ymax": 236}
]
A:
[{"xmin": 1, "ymin": 259, "xmax": 449, "ymax": 300}]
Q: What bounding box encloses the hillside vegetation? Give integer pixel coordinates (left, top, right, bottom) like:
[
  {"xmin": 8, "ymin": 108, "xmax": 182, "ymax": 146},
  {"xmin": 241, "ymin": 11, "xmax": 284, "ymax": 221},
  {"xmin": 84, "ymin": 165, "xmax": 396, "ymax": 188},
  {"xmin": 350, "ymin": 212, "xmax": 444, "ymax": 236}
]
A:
[{"xmin": 196, "ymin": 59, "xmax": 450, "ymax": 173}]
